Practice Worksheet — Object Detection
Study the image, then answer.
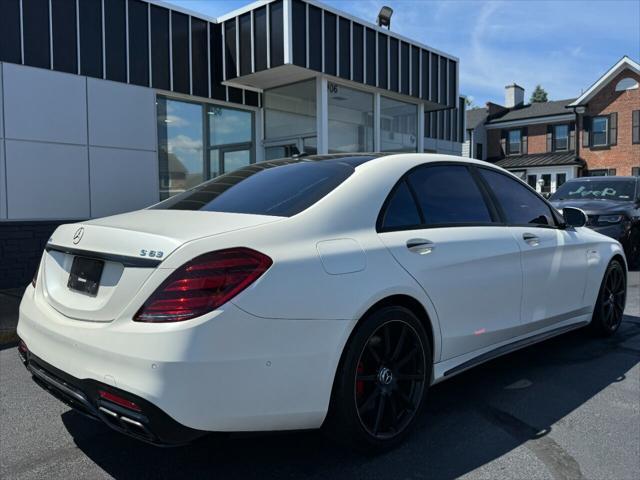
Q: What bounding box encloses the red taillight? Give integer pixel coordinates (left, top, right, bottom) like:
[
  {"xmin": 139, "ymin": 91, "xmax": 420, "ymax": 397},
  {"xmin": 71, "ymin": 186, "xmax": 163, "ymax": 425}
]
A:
[
  {"xmin": 134, "ymin": 248, "xmax": 272, "ymax": 323},
  {"xmin": 98, "ymin": 390, "xmax": 142, "ymax": 412},
  {"xmin": 18, "ymin": 339, "xmax": 28, "ymax": 355}
]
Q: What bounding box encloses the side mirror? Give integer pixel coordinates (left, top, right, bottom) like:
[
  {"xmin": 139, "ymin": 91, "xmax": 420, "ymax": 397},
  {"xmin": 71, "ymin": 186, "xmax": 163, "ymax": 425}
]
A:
[{"xmin": 562, "ymin": 207, "xmax": 588, "ymax": 228}]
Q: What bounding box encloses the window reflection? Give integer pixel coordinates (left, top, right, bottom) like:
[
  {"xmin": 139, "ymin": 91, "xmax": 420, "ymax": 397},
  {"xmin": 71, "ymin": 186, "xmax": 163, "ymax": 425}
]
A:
[
  {"xmin": 209, "ymin": 107, "xmax": 252, "ymax": 145},
  {"xmin": 208, "ymin": 105, "xmax": 254, "ymax": 177},
  {"xmin": 157, "ymin": 97, "xmax": 204, "ymax": 200},
  {"xmin": 158, "ymin": 97, "xmax": 254, "ymax": 199}
]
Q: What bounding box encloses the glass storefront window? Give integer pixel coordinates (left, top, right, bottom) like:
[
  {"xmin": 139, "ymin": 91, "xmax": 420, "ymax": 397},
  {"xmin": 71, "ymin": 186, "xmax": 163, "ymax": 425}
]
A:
[
  {"xmin": 264, "ymin": 79, "xmax": 317, "ymax": 144},
  {"xmin": 157, "ymin": 97, "xmax": 204, "ymax": 200},
  {"xmin": 208, "ymin": 105, "xmax": 254, "ymax": 177},
  {"xmin": 328, "ymin": 84, "xmax": 374, "ymax": 153},
  {"xmin": 209, "ymin": 106, "xmax": 252, "ymax": 145},
  {"xmin": 158, "ymin": 97, "xmax": 254, "ymax": 199},
  {"xmin": 380, "ymin": 96, "xmax": 418, "ymax": 152}
]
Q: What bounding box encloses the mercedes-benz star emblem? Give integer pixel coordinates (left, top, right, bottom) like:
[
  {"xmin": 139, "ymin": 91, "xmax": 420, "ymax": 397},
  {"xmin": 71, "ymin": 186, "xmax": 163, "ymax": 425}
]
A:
[
  {"xmin": 73, "ymin": 227, "xmax": 84, "ymax": 245},
  {"xmin": 378, "ymin": 367, "xmax": 393, "ymax": 385}
]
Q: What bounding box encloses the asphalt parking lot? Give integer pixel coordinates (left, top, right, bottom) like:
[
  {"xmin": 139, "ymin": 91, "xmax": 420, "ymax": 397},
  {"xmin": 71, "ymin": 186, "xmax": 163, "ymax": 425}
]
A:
[{"xmin": 1, "ymin": 273, "xmax": 638, "ymax": 480}]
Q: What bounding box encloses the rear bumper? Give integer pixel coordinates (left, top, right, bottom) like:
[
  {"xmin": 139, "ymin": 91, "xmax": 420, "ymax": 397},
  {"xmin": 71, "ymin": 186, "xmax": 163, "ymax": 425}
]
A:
[
  {"xmin": 19, "ymin": 346, "xmax": 204, "ymax": 446},
  {"xmin": 17, "ymin": 285, "xmax": 353, "ymax": 435}
]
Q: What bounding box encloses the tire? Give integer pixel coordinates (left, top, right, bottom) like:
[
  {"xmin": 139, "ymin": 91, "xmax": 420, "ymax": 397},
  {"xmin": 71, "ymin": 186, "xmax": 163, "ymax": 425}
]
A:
[
  {"xmin": 589, "ymin": 259, "xmax": 626, "ymax": 337},
  {"xmin": 323, "ymin": 306, "xmax": 432, "ymax": 453}
]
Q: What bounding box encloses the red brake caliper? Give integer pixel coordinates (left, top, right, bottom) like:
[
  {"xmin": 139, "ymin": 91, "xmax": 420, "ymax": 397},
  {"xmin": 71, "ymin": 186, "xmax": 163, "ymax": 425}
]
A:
[{"xmin": 356, "ymin": 362, "xmax": 365, "ymax": 397}]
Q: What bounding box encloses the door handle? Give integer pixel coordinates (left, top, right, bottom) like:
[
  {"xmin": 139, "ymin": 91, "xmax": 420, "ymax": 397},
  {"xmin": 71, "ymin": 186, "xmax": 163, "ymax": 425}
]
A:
[
  {"xmin": 523, "ymin": 233, "xmax": 540, "ymax": 246},
  {"xmin": 406, "ymin": 238, "xmax": 435, "ymax": 255}
]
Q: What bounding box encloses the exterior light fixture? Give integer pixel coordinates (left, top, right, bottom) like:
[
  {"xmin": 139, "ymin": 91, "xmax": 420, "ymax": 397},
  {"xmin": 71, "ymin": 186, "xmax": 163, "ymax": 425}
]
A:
[{"xmin": 377, "ymin": 6, "xmax": 393, "ymax": 29}]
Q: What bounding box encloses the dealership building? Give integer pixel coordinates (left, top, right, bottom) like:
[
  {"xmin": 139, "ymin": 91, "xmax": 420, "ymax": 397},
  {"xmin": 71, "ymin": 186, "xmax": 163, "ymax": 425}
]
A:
[{"xmin": 0, "ymin": 0, "xmax": 465, "ymax": 287}]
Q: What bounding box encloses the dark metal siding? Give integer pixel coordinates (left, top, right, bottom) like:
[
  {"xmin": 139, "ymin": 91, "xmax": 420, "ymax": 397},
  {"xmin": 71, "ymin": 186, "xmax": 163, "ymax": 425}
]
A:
[
  {"xmin": 338, "ymin": 17, "xmax": 350, "ymax": 80},
  {"xmin": 23, "ymin": 0, "xmax": 50, "ymax": 69},
  {"xmin": 239, "ymin": 12, "xmax": 252, "ymax": 76},
  {"xmin": 291, "ymin": 0, "xmax": 306, "ymax": 67},
  {"xmin": 308, "ymin": 5, "xmax": 322, "ymax": 71},
  {"xmin": 253, "ymin": 6, "xmax": 268, "ymax": 72},
  {"xmin": 128, "ymin": 0, "xmax": 149, "ymax": 86},
  {"xmin": 377, "ymin": 34, "xmax": 387, "ymax": 89},
  {"xmin": 210, "ymin": 22, "xmax": 225, "ymax": 100},
  {"xmin": 52, "ymin": 0, "xmax": 77, "ymax": 74},
  {"xmin": 79, "ymin": 0, "xmax": 103, "ymax": 78},
  {"xmin": 365, "ymin": 28, "xmax": 375, "ymax": 87},
  {"xmin": 150, "ymin": 5, "xmax": 170, "ymax": 91},
  {"xmin": 104, "ymin": 0, "xmax": 127, "ymax": 82},
  {"xmin": 324, "ymin": 11, "xmax": 337, "ymax": 76},
  {"xmin": 400, "ymin": 42, "xmax": 409, "ymax": 95},
  {"xmin": 191, "ymin": 17, "xmax": 208, "ymax": 97},
  {"xmin": 0, "ymin": 0, "xmax": 21, "ymax": 63},
  {"xmin": 352, "ymin": 23, "xmax": 364, "ymax": 83},
  {"xmin": 224, "ymin": 19, "xmax": 238, "ymax": 81},
  {"xmin": 421, "ymin": 50, "xmax": 429, "ymax": 101},
  {"xmin": 269, "ymin": 0, "xmax": 285, "ymax": 67},
  {"xmin": 171, "ymin": 11, "xmax": 190, "ymax": 94},
  {"xmin": 389, "ymin": 37, "xmax": 398, "ymax": 92},
  {"xmin": 430, "ymin": 53, "xmax": 438, "ymax": 103},
  {"xmin": 411, "ymin": 46, "xmax": 419, "ymax": 98},
  {"xmin": 439, "ymin": 56, "xmax": 447, "ymax": 105}
]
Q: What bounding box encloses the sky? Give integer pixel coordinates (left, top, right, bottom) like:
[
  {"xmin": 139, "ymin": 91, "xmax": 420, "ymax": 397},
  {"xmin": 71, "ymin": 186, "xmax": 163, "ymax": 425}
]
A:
[{"xmin": 164, "ymin": 0, "xmax": 640, "ymax": 107}]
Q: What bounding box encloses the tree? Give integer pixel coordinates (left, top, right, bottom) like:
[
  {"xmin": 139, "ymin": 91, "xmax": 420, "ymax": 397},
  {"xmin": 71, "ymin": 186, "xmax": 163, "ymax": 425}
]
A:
[
  {"xmin": 530, "ymin": 85, "xmax": 549, "ymax": 103},
  {"xmin": 464, "ymin": 97, "xmax": 477, "ymax": 109}
]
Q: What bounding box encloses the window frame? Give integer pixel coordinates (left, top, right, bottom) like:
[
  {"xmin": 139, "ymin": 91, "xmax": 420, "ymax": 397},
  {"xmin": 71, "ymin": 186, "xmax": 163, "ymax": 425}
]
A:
[
  {"xmin": 507, "ymin": 129, "xmax": 522, "ymax": 155},
  {"xmin": 376, "ymin": 162, "xmax": 503, "ymax": 233},
  {"xmin": 591, "ymin": 115, "xmax": 609, "ymax": 147},
  {"xmin": 553, "ymin": 124, "xmax": 569, "ymax": 152},
  {"xmin": 157, "ymin": 94, "xmax": 257, "ymax": 200},
  {"xmin": 473, "ymin": 166, "xmax": 564, "ymax": 229}
]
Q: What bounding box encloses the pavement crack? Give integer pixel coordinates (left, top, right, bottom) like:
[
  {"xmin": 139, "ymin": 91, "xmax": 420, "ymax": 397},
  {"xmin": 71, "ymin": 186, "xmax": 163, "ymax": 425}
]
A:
[{"xmin": 479, "ymin": 405, "xmax": 585, "ymax": 480}]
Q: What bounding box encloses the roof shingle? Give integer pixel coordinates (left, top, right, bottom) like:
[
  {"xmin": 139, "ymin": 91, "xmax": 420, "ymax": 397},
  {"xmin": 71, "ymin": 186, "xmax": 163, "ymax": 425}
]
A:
[
  {"xmin": 493, "ymin": 152, "xmax": 584, "ymax": 168},
  {"xmin": 486, "ymin": 98, "xmax": 576, "ymax": 124}
]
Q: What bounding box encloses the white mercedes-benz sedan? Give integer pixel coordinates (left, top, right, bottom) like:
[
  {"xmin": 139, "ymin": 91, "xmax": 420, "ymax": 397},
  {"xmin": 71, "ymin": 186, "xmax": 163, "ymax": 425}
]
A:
[{"xmin": 17, "ymin": 154, "xmax": 627, "ymax": 452}]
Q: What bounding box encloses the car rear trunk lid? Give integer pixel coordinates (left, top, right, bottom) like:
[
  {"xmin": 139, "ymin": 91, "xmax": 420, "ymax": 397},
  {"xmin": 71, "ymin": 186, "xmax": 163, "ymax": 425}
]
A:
[{"xmin": 41, "ymin": 210, "xmax": 281, "ymax": 322}]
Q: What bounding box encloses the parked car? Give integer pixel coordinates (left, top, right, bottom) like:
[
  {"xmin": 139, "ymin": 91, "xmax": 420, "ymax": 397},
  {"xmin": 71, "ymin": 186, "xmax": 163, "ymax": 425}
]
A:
[
  {"xmin": 17, "ymin": 154, "xmax": 627, "ymax": 453},
  {"xmin": 550, "ymin": 176, "xmax": 640, "ymax": 268}
]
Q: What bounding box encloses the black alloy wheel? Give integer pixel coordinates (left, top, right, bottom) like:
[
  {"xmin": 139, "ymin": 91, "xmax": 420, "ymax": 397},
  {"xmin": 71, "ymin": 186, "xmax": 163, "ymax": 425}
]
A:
[
  {"xmin": 354, "ymin": 320, "xmax": 426, "ymax": 439},
  {"xmin": 323, "ymin": 306, "xmax": 431, "ymax": 453},
  {"xmin": 590, "ymin": 259, "xmax": 626, "ymax": 336}
]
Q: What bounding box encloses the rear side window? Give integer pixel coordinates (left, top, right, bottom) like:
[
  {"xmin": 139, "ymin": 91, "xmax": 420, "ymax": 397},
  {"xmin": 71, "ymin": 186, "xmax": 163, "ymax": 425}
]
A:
[
  {"xmin": 479, "ymin": 168, "xmax": 556, "ymax": 226},
  {"xmin": 153, "ymin": 160, "xmax": 354, "ymax": 217},
  {"xmin": 381, "ymin": 181, "xmax": 421, "ymax": 230},
  {"xmin": 407, "ymin": 165, "xmax": 493, "ymax": 225}
]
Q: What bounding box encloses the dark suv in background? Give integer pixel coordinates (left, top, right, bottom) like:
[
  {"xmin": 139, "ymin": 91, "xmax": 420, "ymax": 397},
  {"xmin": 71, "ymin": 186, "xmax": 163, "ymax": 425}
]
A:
[{"xmin": 550, "ymin": 176, "xmax": 640, "ymax": 268}]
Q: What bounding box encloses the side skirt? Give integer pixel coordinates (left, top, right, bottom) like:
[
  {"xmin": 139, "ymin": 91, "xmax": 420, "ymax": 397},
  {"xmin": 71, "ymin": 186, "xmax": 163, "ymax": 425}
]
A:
[{"xmin": 443, "ymin": 320, "xmax": 590, "ymax": 377}]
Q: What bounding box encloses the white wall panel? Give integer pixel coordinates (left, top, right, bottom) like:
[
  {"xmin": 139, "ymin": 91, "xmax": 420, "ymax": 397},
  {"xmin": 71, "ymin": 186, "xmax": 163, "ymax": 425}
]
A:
[
  {"xmin": 5, "ymin": 140, "xmax": 90, "ymax": 220},
  {"xmin": 87, "ymin": 79, "xmax": 157, "ymax": 151},
  {"xmin": 0, "ymin": 63, "xmax": 4, "ymax": 139},
  {"xmin": 2, "ymin": 64, "xmax": 88, "ymax": 145},
  {"xmin": 0, "ymin": 141, "xmax": 6, "ymax": 219},
  {"xmin": 89, "ymin": 147, "xmax": 159, "ymax": 218}
]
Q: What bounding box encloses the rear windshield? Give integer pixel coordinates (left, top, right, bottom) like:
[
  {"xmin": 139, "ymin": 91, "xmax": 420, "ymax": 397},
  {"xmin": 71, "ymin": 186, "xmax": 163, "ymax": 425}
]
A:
[
  {"xmin": 152, "ymin": 159, "xmax": 358, "ymax": 217},
  {"xmin": 551, "ymin": 179, "xmax": 637, "ymax": 202}
]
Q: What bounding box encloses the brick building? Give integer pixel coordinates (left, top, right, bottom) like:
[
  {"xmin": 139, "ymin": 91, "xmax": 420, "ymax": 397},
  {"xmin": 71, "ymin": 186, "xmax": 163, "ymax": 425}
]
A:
[{"xmin": 465, "ymin": 56, "xmax": 639, "ymax": 195}]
